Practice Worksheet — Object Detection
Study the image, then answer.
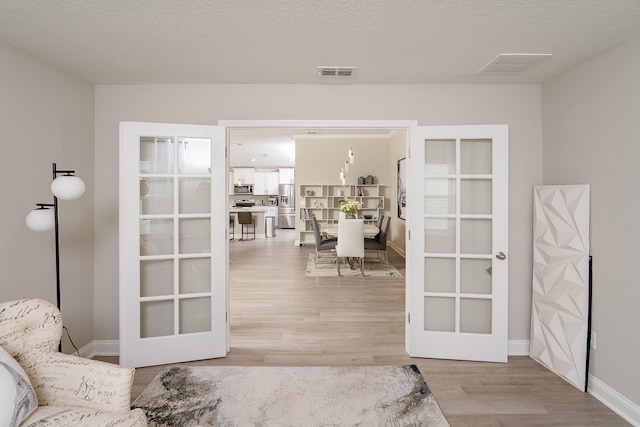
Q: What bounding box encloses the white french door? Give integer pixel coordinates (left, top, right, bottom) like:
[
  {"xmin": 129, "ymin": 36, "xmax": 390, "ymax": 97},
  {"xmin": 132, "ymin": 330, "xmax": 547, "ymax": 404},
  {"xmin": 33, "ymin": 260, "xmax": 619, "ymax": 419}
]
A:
[
  {"xmin": 119, "ymin": 122, "xmax": 227, "ymax": 367},
  {"xmin": 407, "ymin": 125, "xmax": 509, "ymax": 362}
]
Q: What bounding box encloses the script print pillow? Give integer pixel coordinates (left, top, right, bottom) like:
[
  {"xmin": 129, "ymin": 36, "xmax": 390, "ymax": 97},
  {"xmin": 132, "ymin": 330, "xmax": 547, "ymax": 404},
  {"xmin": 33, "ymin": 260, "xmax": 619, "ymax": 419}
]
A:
[{"xmin": 0, "ymin": 345, "xmax": 38, "ymax": 427}]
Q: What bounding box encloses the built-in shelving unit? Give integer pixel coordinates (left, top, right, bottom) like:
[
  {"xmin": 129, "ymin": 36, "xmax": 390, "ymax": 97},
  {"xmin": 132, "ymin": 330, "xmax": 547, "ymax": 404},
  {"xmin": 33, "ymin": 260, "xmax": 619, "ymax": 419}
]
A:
[{"xmin": 297, "ymin": 184, "xmax": 384, "ymax": 245}]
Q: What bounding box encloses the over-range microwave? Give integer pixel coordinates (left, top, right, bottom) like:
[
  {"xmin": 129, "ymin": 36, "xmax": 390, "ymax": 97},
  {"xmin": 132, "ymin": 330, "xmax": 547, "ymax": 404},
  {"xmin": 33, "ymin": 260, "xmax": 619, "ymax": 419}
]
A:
[{"xmin": 234, "ymin": 184, "xmax": 253, "ymax": 195}]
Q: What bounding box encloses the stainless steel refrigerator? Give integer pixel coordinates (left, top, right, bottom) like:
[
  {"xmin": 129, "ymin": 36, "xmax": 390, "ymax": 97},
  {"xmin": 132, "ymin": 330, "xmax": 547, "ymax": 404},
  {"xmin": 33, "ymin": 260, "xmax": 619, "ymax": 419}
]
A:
[{"xmin": 278, "ymin": 184, "xmax": 295, "ymax": 228}]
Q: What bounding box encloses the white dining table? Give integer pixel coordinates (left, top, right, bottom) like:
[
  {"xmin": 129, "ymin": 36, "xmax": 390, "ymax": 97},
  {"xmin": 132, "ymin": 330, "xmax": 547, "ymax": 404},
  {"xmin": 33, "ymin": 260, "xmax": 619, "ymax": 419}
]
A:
[{"xmin": 322, "ymin": 223, "xmax": 379, "ymax": 238}]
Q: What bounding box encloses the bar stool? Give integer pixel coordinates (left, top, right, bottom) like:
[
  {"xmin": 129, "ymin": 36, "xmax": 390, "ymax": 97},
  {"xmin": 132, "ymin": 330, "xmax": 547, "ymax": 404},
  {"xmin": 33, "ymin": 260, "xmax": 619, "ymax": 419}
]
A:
[
  {"xmin": 229, "ymin": 216, "xmax": 235, "ymax": 240},
  {"xmin": 237, "ymin": 211, "xmax": 255, "ymax": 241}
]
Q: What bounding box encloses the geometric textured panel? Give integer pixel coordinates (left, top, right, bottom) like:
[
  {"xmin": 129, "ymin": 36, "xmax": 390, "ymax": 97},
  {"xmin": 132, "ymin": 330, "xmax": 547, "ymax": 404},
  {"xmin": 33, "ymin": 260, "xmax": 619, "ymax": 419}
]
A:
[{"xmin": 530, "ymin": 185, "xmax": 590, "ymax": 391}]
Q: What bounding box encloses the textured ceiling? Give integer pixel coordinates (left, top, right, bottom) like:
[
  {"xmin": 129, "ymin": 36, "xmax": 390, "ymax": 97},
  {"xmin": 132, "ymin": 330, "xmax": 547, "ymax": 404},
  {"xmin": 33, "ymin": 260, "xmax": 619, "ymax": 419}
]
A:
[{"xmin": 1, "ymin": 0, "xmax": 639, "ymax": 85}]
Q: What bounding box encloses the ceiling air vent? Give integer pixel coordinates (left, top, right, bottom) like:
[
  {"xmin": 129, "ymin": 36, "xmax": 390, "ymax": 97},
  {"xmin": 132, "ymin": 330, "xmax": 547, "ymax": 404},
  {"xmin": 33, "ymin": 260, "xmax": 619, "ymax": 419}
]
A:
[
  {"xmin": 480, "ymin": 54, "xmax": 552, "ymax": 73},
  {"xmin": 317, "ymin": 66, "xmax": 358, "ymax": 78}
]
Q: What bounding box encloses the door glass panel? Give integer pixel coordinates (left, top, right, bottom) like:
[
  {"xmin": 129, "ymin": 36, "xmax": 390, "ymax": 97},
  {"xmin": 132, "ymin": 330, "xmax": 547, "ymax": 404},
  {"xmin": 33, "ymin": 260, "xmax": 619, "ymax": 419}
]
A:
[
  {"xmin": 140, "ymin": 137, "xmax": 175, "ymax": 174},
  {"xmin": 179, "ymin": 258, "xmax": 211, "ymax": 294},
  {"xmin": 461, "ymin": 139, "xmax": 492, "ymax": 175},
  {"xmin": 425, "ymin": 258, "xmax": 455, "ymax": 293},
  {"xmin": 140, "ymin": 177, "xmax": 174, "ymax": 215},
  {"xmin": 460, "ymin": 298, "xmax": 492, "ymax": 334},
  {"xmin": 461, "ymin": 179, "xmax": 492, "ymax": 214},
  {"xmin": 424, "ymin": 297, "xmax": 455, "ymax": 332},
  {"xmin": 140, "ymin": 260, "xmax": 173, "ymax": 297},
  {"xmin": 179, "ymin": 177, "xmax": 210, "ymax": 214},
  {"xmin": 140, "ymin": 300, "xmax": 174, "ymax": 338},
  {"xmin": 140, "ymin": 219, "xmax": 174, "ymax": 256},
  {"xmin": 424, "ymin": 178, "xmax": 456, "ymax": 214},
  {"xmin": 460, "ymin": 219, "xmax": 491, "ymax": 254},
  {"xmin": 460, "ymin": 258, "xmax": 492, "ymax": 294},
  {"xmin": 425, "ymin": 140, "xmax": 456, "ymax": 174},
  {"xmin": 179, "ymin": 297, "xmax": 211, "ymax": 334},
  {"xmin": 178, "ymin": 138, "xmax": 212, "ymax": 174},
  {"xmin": 179, "ymin": 218, "xmax": 211, "ymax": 254},
  {"xmin": 425, "ymin": 218, "xmax": 456, "ymax": 253}
]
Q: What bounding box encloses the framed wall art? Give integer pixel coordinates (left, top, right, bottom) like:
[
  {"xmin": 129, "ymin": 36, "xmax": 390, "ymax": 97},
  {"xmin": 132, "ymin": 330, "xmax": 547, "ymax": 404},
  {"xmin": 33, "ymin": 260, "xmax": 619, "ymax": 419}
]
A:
[{"xmin": 397, "ymin": 157, "xmax": 406, "ymax": 220}]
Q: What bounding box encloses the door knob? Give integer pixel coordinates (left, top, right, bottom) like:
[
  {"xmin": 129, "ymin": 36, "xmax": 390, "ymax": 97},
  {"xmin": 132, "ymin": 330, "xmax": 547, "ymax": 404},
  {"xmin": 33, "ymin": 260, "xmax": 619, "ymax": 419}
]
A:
[{"xmin": 496, "ymin": 252, "xmax": 506, "ymax": 260}]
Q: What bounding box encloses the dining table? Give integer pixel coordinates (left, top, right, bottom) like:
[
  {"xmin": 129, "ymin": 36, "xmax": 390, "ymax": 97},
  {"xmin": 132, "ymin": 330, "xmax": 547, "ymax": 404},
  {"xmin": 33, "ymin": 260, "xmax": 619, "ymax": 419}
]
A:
[{"xmin": 321, "ymin": 223, "xmax": 379, "ymax": 239}]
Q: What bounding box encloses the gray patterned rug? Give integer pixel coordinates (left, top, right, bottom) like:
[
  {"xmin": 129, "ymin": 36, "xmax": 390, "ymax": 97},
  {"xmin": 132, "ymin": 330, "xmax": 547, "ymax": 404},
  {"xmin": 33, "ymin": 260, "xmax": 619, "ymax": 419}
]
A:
[
  {"xmin": 305, "ymin": 254, "xmax": 402, "ymax": 277},
  {"xmin": 132, "ymin": 365, "xmax": 449, "ymax": 426}
]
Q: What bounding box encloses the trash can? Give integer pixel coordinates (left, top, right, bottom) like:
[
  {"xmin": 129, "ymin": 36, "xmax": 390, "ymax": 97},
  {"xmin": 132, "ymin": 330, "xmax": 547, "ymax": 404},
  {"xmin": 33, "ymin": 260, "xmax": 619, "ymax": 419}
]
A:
[{"xmin": 265, "ymin": 216, "xmax": 276, "ymax": 238}]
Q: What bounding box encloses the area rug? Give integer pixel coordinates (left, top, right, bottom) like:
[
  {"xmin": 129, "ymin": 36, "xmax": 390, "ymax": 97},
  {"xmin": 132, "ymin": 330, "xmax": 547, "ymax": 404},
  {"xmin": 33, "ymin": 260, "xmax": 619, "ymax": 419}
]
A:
[
  {"xmin": 305, "ymin": 254, "xmax": 402, "ymax": 277},
  {"xmin": 132, "ymin": 365, "xmax": 449, "ymax": 427}
]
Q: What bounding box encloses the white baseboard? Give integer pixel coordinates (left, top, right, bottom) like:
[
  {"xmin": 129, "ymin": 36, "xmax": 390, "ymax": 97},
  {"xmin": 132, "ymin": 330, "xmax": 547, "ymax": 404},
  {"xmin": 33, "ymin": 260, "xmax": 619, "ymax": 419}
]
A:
[
  {"xmin": 588, "ymin": 374, "xmax": 640, "ymax": 426},
  {"xmin": 508, "ymin": 339, "xmax": 530, "ymax": 356},
  {"xmin": 85, "ymin": 340, "xmax": 120, "ymax": 359}
]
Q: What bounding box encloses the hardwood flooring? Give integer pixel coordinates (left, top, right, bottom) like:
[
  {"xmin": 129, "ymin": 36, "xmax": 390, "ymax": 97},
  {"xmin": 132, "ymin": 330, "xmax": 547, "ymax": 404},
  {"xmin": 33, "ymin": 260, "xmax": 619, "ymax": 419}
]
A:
[{"xmin": 97, "ymin": 229, "xmax": 629, "ymax": 426}]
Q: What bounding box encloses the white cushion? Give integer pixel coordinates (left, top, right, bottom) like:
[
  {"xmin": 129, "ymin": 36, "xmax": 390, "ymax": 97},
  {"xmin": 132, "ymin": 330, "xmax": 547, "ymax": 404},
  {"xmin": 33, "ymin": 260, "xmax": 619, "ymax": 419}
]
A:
[{"xmin": 0, "ymin": 345, "xmax": 38, "ymax": 427}]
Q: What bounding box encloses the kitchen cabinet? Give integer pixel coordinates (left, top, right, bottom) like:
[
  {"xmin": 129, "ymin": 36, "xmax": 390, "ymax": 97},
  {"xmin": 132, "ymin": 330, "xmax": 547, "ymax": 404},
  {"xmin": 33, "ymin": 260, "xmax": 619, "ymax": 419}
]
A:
[
  {"xmin": 233, "ymin": 167, "xmax": 255, "ymax": 185},
  {"xmin": 278, "ymin": 167, "xmax": 295, "ymax": 184},
  {"xmin": 254, "ymin": 171, "xmax": 279, "ymax": 195}
]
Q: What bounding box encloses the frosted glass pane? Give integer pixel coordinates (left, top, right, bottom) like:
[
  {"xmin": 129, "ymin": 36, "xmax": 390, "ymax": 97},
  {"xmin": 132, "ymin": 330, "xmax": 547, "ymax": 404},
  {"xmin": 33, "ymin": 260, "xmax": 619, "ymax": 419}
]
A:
[
  {"xmin": 424, "ymin": 258, "xmax": 455, "ymax": 293},
  {"xmin": 179, "ymin": 177, "xmax": 211, "ymax": 214},
  {"xmin": 460, "ymin": 219, "xmax": 491, "ymax": 254},
  {"xmin": 179, "ymin": 218, "xmax": 211, "ymax": 254},
  {"xmin": 460, "ymin": 258, "xmax": 492, "ymax": 295},
  {"xmin": 179, "ymin": 298, "xmax": 211, "ymax": 334},
  {"xmin": 460, "ymin": 298, "xmax": 492, "ymax": 334},
  {"xmin": 178, "ymin": 138, "xmax": 211, "ymax": 175},
  {"xmin": 424, "ymin": 297, "xmax": 455, "ymax": 332},
  {"xmin": 424, "ymin": 178, "xmax": 455, "ymax": 214},
  {"xmin": 461, "ymin": 139, "xmax": 491, "ymax": 175},
  {"xmin": 461, "ymin": 179, "xmax": 492, "ymax": 214},
  {"xmin": 140, "ymin": 178, "xmax": 174, "ymax": 215},
  {"xmin": 179, "ymin": 258, "xmax": 211, "ymax": 294},
  {"xmin": 140, "ymin": 260, "xmax": 173, "ymax": 297},
  {"xmin": 140, "ymin": 300, "xmax": 173, "ymax": 338},
  {"xmin": 425, "ymin": 219, "xmax": 456, "ymax": 253},
  {"xmin": 140, "ymin": 219, "xmax": 174, "ymax": 256},
  {"xmin": 425, "ymin": 140, "xmax": 456, "ymax": 175},
  {"xmin": 140, "ymin": 136, "xmax": 174, "ymax": 174}
]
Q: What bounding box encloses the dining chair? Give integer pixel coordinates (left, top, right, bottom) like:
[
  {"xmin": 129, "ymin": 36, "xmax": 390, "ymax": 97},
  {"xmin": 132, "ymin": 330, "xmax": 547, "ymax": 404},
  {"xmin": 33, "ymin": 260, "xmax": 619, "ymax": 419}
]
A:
[
  {"xmin": 311, "ymin": 214, "xmax": 337, "ymax": 266},
  {"xmin": 335, "ymin": 219, "xmax": 365, "ymax": 276},
  {"xmin": 365, "ymin": 215, "xmax": 391, "ymax": 262}
]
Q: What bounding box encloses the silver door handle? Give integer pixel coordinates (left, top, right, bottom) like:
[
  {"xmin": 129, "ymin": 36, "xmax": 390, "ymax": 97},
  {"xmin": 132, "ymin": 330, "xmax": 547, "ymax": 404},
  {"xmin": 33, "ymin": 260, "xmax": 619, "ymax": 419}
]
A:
[{"xmin": 496, "ymin": 252, "xmax": 506, "ymax": 260}]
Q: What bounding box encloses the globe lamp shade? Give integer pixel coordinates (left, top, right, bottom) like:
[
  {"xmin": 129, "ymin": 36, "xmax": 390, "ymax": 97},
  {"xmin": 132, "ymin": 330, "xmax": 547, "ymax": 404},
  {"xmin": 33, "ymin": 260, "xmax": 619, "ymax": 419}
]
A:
[
  {"xmin": 51, "ymin": 175, "xmax": 85, "ymax": 200},
  {"xmin": 26, "ymin": 208, "xmax": 55, "ymax": 232}
]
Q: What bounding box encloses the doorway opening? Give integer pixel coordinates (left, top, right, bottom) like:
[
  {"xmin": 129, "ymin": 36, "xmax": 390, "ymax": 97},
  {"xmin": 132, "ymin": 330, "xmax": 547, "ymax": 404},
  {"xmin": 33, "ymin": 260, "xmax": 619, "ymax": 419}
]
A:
[{"xmin": 223, "ymin": 120, "xmax": 414, "ymax": 360}]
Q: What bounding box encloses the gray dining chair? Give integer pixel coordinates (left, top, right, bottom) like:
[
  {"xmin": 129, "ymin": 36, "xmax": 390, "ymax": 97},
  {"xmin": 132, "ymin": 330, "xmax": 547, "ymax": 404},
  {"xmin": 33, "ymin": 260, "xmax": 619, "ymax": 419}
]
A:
[
  {"xmin": 365, "ymin": 215, "xmax": 391, "ymax": 262},
  {"xmin": 335, "ymin": 219, "xmax": 365, "ymax": 276},
  {"xmin": 311, "ymin": 214, "xmax": 337, "ymax": 266}
]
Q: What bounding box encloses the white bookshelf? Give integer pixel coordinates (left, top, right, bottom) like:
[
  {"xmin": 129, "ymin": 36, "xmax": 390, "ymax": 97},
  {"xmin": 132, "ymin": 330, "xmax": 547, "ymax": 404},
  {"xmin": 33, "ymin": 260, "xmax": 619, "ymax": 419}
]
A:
[{"xmin": 298, "ymin": 184, "xmax": 384, "ymax": 245}]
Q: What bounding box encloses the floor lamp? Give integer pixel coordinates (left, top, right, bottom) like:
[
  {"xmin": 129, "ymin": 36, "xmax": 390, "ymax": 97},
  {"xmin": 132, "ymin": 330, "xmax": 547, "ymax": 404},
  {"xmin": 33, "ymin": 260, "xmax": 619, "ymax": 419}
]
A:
[{"xmin": 25, "ymin": 163, "xmax": 85, "ymax": 351}]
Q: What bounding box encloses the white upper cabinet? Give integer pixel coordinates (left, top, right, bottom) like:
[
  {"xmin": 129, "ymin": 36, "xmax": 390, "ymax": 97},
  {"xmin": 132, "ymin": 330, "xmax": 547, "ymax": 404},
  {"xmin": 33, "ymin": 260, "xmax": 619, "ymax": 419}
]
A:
[{"xmin": 278, "ymin": 167, "xmax": 295, "ymax": 184}]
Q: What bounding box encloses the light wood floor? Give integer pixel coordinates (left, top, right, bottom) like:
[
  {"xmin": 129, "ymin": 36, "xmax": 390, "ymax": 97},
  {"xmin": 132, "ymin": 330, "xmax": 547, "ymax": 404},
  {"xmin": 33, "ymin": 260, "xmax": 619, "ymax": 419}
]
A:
[{"xmin": 98, "ymin": 229, "xmax": 628, "ymax": 426}]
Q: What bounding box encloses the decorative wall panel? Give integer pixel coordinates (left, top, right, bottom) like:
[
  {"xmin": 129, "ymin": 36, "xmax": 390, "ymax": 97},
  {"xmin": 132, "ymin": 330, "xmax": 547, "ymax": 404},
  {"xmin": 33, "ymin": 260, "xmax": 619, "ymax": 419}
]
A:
[{"xmin": 530, "ymin": 185, "xmax": 590, "ymax": 391}]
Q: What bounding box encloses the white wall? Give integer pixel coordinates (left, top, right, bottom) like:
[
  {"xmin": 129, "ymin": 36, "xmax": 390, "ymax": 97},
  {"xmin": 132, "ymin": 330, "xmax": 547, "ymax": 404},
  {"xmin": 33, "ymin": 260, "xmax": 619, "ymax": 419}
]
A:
[
  {"xmin": 95, "ymin": 83, "xmax": 542, "ymax": 344},
  {"xmin": 294, "ymin": 135, "xmax": 392, "ymax": 243},
  {"xmin": 543, "ymin": 33, "xmax": 640, "ymax": 407},
  {"xmin": 0, "ymin": 41, "xmax": 95, "ymax": 352}
]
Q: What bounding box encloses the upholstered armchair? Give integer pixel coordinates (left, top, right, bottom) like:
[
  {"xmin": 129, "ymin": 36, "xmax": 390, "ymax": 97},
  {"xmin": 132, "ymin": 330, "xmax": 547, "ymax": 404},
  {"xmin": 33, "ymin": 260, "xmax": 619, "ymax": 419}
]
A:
[{"xmin": 0, "ymin": 298, "xmax": 147, "ymax": 426}]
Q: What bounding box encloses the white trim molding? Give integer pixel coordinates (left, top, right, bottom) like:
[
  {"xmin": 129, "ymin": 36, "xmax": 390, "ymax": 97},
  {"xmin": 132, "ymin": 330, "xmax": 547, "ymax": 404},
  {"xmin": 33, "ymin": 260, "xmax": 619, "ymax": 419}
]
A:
[
  {"xmin": 508, "ymin": 340, "xmax": 530, "ymax": 356},
  {"xmin": 588, "ymin": 374, "xmax": 640, "ymax": 426}
]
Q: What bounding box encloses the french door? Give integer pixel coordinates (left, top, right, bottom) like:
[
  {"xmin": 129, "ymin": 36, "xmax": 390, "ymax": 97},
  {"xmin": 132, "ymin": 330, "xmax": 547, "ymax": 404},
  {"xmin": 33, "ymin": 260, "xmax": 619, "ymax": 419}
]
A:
[
  {"xmin": 119, "ymin": 122, "xmax": 227, "ymax": 367},
  {"xmin": 408, "ymin": 125, "xmax": 509, "ymax": 362}
]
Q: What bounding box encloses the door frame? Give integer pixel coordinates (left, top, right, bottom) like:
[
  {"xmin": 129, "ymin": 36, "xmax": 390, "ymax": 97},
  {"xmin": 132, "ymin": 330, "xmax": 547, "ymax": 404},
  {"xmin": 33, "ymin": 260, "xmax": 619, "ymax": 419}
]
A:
[{"xmin": 220, "ymin": 119, "xmax": 416, "ymax": 352}]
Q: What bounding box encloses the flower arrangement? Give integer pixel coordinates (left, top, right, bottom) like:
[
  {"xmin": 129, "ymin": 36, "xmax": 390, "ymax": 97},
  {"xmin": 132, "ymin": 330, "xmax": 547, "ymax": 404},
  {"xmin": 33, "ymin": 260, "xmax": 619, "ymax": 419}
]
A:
[{"xmin": 339, "ymin": 198, "xmax": 362, "ymax": 217}]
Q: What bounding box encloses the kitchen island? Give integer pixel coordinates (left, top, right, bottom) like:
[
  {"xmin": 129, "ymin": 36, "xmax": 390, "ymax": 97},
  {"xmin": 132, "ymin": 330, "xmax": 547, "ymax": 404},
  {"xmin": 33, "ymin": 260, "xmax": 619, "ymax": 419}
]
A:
[{"xmin": 229, "ymin": 206, "xmax": 278, "ymax": 238}]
